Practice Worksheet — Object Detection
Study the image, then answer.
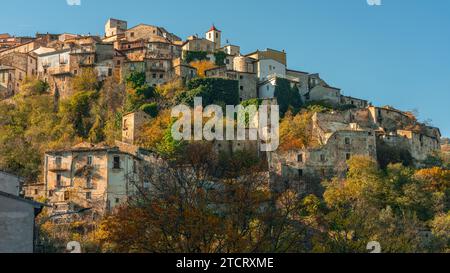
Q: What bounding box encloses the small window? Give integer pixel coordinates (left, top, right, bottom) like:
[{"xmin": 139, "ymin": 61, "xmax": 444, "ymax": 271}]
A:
[
  {"xmin": 86, "ymin": 176, "xmax": 92, "ymax": 188},
  {"xmin": 298, "ymin": 154, "xmax": 303, "ymax": 163},
  {"xmin": 108, "ymin": 68, "xmax": 113, "ymax": 77},
  {"xmin": 133, "ymin": 160, "xmax": 137, "ymax": 174},
  {"xmin": 298, "ymin": 169, "xmax": 303, "ymax": 177},
  {"xmin": 320, "ymin": 154, "xmax": 326, "ymax": 162},
  {"xmin": 240, "ymin": 86, "xmax": 244, "ymax": 91},
  {"xmin": 115, "ymin": 198, "xmax": 120, "ymax": 204},
  {"xmin": 86, "ymin": 192, "xmax": 92, "ymax": 200},
  {"xmin": 87, "ymin": 155, "xmax": 93, "ymax": 166},
  {"xmin": 56, "ymin": 174, "xmax": 62, "ymax": 187},
  {"xmin": 34, "ymin": 189, "xmax": 38, "ymax": 195},
  {"xmin": 152, "ymin": 73, "xmax": 157, "ymax": 79},
  {"xmin": 113, "ymin": 156, "xmax": 121, "ymax": 169},
  {"xmin": 159, "ymin": 74, "xmax": 164, "ymax": 79},
  {"xmin": 64, "ymin": 191, "xmax": 70, "ymax": 201},
  {"xmin": 345, "ymin": 138, "xmax": 351, "ymax": 145},
  {"xmin": 49, "ymin": 190, "xmax": 54, "ymax": 197}
]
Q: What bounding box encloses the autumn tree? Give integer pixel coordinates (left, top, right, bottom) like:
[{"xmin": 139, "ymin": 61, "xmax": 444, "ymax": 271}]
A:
[{"xmin": 189, "ymin": 60, "xmax": 216, "ymax": 77}]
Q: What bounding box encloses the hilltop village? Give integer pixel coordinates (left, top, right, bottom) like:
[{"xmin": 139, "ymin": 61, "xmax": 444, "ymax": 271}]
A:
[{"xmin": 0, "ymin": 19, "xmax": 444, "ymax": 216}]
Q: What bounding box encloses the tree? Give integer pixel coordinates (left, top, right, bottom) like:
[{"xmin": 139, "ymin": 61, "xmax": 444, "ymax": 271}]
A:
[
  {"xmin": 92, "ymin": 142, "xmax": 309, "ymax": 253},
  {"xmin": 189, "ymin": 60, "xmax": 216, "ymax": 77},
  {"xmin": 315, "ymin": 156, "xmax": 448, "ymax": 253},
  {"xmin": 279, "ymin": 110, "xmax": 317, "ymax": 151},
  {"xmin": 71, "ymin": 68, "xmax": 100, "ymax": 93},
  {"xmin": 274, "ymin": 78, "xmax": 303, "ymax": 116}
]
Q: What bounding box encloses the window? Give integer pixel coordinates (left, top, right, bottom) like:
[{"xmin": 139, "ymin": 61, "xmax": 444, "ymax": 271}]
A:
[
  {"xmin": 346, "ymin": 153, "xmax": 351, "ymax": 160},
  {"xmin": 34, "ymin": 189, "xmax": 38, "ymax": 195},
  {"xmin": 56, "ymin": 174, "xmax": 62, "ymax": 187},
  {"xmin": 87, "ymin": 155, "xmax": 93, "ymax": 166},
  {"xmin": 55, "ymin": 156, "xmax": 62, "ymax": 166},
  {"xmin": 64, "ymin": 191, "xmax": 70, "ymax": 201},
  {"xmin": 130, "ymin": 32, "xmax": 135, "ymax": 38},
  {"xmin": 73, "ymin": 69, "xmax": 78, "ymax": 75},
  {"xmin": 49, "ymin": 190, "xmax": 54, "ymax": 197},
  {"xmin": 298, "ymin": 169, "xmax": 303, "ymax": 177},
  {"xmin": 345, "ymin": 138, "xmax": 351, "ymax": 145},
  {"xmin": 320, "ymin": 154, "xmax": 326, "ymax": 162},
  {"xmin": 159, "ymin": 74, "xmax": 164, "ymax": 79},
  {"xmin": 108, "ymin": 68, "xmax": 113, "ymax": 77},
  {"xmin": 86, "ymin": 192, "xmax": 92, "ymax": 200},
  {"xmin": 133, "ymin": 160, "xmax": 137, "ymax": 174},
  {"xmin": 152, "ymin": 73, "xmax": 157, "ymax": 79},
  {"xmin": 240, "ymin": 86, "xmax": 244, "ymax": 91},
  {"xmin": 298, "ymin": 154, "xmax": 303, "ymax": 163},
  {"xmin": 86, "ymin": 176, "xmax": 92, "ymax": 188},
  {"xmin": 113, "ymin": 156, "xmax": 121, "ymax": 169},
  {"xmin": 115, "ymin": 198, "xmax": 120, "ymax": 204}
]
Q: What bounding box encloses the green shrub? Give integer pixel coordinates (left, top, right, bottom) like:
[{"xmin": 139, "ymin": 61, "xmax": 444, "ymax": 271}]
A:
[
  {"xmin": 178, "ymin": 78, "xmax": 239, "ymax": 106},
  {"xmin": 274, "ymin": 78, "xmax": 303, "ymax": 116},
  {"xmin": 140, "ymin": 103, "xmax": 159, "ymax": 118},
  {"xmin": 184, "ymin": 51, "xmax": 209, "ymax": 63},
  {"xmin": 214, "ymin": 51, "xmax": 227, "ymax": 66}
]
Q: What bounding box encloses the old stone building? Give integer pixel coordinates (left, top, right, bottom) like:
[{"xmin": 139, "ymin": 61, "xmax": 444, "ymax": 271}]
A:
[
  {"xmin": 122, "ymin": 111, "xmax": 151, "ymax": 145},
  {"xmin": 42, "ymin": 141, "xmax": 155, "ymax": 215},
  {"xmin": 0, "ymin": 52, "xmax": 37, "ymax": 97},
  {"xmin": 171, "ymin": 58, "xmax": 197, "ymax": 81}
]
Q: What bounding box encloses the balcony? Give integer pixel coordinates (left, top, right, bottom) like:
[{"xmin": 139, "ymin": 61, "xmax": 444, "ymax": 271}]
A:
[
  {"xmin": 47, "ymin": 65, "xmax": 71, "ymax": 76},
  {"xmin": 48, "ymin": 162, "xmax": 70, "ymax": 172}
]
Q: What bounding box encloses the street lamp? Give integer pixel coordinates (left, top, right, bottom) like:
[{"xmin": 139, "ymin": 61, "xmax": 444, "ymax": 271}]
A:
[{"xmin": 34, "ymin": 207, "xmax": 92, "ymax": 253}]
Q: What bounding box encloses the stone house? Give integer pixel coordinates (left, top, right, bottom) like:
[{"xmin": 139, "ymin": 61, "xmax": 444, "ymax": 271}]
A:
[
  {"xmin": 42, "ymin": 141, "xmax": 154, "ymax": 215},
  {"xmin": 122, "ymin": 111, "xmax": 151, "ymax": 145},
  {"xmin": 221, "ymin": 45, "xmax": 241, "ymax": 56},
  {"xmin": 105, "ymin": 18, "xmax": 128, "ymax": 38},
  {"xmin": 0, "ymin": 65, "xmax": 17, "ymax": 98},
  {"xmin": 269, "ymin": 117, "xmax": 377, "ymax": 192},
  {"xmin": 0, "ymin": 52, "xmax": 37, "ymax": 97},
  {"xmin": 125, "ymin": 24, "xmax": 181, "ymax": 43},
  {"xmin": 182, "ymin": 25, "xmax": 222, "ymax": 54},
  {"xmin": 340, "ymin": 95, "xmax": 369, "ymax": 108},
  {"xmin": 171, "ymin": 58, "xmax": 197, "ymax": 81}
]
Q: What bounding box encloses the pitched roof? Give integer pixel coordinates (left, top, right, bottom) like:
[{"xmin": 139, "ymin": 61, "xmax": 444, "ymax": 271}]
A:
[
  {"xmin": 0, "ymin": 191, "xmax": 50, "ymax": 208},
  {"xmin": 208, "ymin": 25, "xmax": 221, "ymax": 33}
]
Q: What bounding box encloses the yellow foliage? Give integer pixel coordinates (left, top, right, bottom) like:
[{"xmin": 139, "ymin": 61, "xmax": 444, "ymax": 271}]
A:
[
  {"xmin": 189, "ymin": 60, "xmax": 216, "ymax": 77},
  {"xmin": 137, "ymin": 109, "xmax": 172, "ymax": 149},
  {"xmin": 279, "ymin": 110, "xmax": 316, "ymax": 151}
]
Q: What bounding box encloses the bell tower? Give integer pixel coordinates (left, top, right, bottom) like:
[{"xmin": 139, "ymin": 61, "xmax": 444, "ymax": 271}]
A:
[{"xmin": 206, "ymin": 25, "xmax": 221, "ymax": 51}]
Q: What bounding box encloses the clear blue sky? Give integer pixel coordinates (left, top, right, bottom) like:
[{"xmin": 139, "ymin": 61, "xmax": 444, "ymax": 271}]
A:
[{"xmin": 1, "ymin": 0, "xmax": 449, "ymax": 137}]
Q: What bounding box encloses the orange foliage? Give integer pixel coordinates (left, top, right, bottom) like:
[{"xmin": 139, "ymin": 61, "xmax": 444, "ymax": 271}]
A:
[
  {"xmin": 415, "ymin": 167, "xmax": 450, "ymax": 192},
  {"xmin": 279, "ymin": 110, "xmax": 316, "ymax": 152},
  {"xmin": 189, "ymin": 60, "xmax": 216, "ymax": 77}
]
